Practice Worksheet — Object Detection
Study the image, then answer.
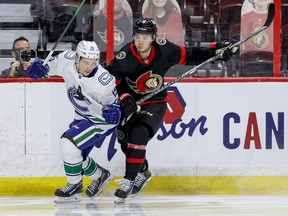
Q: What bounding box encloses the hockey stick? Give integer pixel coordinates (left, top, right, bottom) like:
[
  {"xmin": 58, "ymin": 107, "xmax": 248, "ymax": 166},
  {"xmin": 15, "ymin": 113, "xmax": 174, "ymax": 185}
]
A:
[
  {"xmin": 121, "ymin": 3, "xmax": 275, "ymax": 125},
  {"xmin": 43, "ymin": 0, "xmax": 87, "ymax": 66},
  {"xmin": 137, "ymin": 2, "xmax": 275, "ymax": 105}
]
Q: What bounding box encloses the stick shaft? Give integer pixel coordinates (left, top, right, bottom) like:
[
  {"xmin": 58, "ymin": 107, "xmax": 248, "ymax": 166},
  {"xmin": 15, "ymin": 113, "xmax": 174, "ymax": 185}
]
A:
[
  {"xmin": 121, "ymin": 3, "xmax": 275, "ymax": 125},
  {"xmin": 43, "ymin": 0, "xmax": 86, "ymax": 65},
  {"xmin": 136, "ymin": 3, "xmax": 275, "ymax": 105}
]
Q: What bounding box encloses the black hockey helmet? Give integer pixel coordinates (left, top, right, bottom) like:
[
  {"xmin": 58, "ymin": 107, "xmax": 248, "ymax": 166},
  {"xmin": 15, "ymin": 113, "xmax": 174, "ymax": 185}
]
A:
[{"xmin": 133, "ymin": 17, "xmax": 157, "ymax": 39}]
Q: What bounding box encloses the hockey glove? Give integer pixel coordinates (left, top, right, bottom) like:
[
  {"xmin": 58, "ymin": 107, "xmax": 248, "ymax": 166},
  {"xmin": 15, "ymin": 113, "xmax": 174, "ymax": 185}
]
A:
[
  {"xmin": 210, "ymin": 42, "xmax": 239, "ymax": 61},
  {"xmin": 119, "ymin": 93, "xmax": 138, "ymax": 118},
  {"xmin": 26, "ymin": 59, "xmax": 49, "ymax": 79},
  {"xmin": 102, "ymin": 104, "xmax": 121, "ymax": 124}
]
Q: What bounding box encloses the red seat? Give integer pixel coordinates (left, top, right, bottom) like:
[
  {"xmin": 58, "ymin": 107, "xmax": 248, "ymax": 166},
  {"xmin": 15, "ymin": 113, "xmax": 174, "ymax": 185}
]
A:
[{"xmin": 239, "ymin": 51, "xmax": 273, "ymax": 77}]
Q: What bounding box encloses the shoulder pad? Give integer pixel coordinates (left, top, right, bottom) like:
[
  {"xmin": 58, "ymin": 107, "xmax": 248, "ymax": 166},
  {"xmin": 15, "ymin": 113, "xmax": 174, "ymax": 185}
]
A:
[
  {"xmin": 98, "ymin": 71, "xmax": 113, "ymax": 86},
  {"xmin": 156, "ymin": 38, "xmax": 167, "ymax": 45},
  {"xmin": 63, "ymin": 51, "xmax": 76, "ymax": 60},
  {"xmin": 116, "ymin": 51, "xmax": 126, "ymax": 60}
]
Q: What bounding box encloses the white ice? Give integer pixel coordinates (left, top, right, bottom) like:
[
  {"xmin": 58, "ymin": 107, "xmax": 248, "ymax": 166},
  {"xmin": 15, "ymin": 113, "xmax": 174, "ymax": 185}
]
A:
[{"xmin": 0, "ymin": 195, "xmax": 288, "ymax": 216}]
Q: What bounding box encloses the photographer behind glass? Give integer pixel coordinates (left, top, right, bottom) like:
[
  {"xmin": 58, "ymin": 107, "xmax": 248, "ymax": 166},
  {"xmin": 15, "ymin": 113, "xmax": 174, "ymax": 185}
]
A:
[{"xmin": 1, "ymin": 36, "xmax": 32, "ymax": 78}]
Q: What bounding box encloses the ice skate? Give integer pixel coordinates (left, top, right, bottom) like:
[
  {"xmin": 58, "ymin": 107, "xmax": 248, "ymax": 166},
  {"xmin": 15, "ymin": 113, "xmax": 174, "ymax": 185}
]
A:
[
  {"xmin": 54, "ymin": 181, "xmax": 83, "ymax": 203},
  {"xmin": 131, "ymin": 169, "xmax": 152, "ymax": 198},
  {"xmin": 86, "ymin": 166, "xmax": 114, "ymax": 198},
  {"xmin": 114, "ymin": 178, "xmax": 135, "ymax": 204}
]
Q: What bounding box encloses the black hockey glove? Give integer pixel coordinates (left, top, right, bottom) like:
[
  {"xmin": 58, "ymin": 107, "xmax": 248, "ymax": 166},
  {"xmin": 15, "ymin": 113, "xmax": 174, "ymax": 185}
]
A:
[
  {"xmin": 210, "ymin": 42, "xmax": 239, "ymax": 61},
  {"xmin": 119, "ymin": 93, "xmax": 138, "ymax": 118}
]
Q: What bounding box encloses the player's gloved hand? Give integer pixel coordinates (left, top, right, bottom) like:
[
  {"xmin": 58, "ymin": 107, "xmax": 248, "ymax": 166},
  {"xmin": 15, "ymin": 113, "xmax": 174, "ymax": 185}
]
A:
[
  {"xmin": 102, "ymin": 104, "xmax": 121, "ymax": 124},
  {"xmin": 119, "ymin": 93, "xmax": 138, "ymax": 118},
  {"xmin": 26, "ymin": 59, "xmax": 49, "ymax": 79},
  {"xmin": 210, "ymin": 42, "xmax": 239, "ymax": 61}
]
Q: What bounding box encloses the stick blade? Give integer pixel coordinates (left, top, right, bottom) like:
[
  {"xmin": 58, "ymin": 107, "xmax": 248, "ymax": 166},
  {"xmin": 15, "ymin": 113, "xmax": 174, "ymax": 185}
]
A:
[{"xmin": 264, "ymin": 3, "xmax": 275, "ymax": 27}]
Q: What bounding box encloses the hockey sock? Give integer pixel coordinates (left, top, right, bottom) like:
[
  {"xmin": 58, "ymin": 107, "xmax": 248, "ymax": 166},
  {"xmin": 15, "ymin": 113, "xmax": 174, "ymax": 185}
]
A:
[
  {"xmin": 83, "ymin": 157, "xmax": 102, "ymax": 180},
  {"xmin": 124, "ymin": 124, "xmax": 149, "ymax": 179},
  {"xmin": 125, "ymin": 143, "xmax": 146, "ymax": 180},
  {"xmin": 60, "ymin": 138, "xmax": 83, "ymax": 184},
  {"xmin": 139, "ymin": 159, "xmax": 149, "ymax": 172}
]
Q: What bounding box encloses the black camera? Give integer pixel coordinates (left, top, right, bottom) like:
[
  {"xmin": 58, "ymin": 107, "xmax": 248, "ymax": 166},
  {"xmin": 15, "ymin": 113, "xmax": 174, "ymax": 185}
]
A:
[
  {"xmin": 14, "ymin": 49, "xmax": 32, "ymax": 75},
  {"xmin": 20, "ymin": 50, "xmax": 31, "ymax": 62},
  {"xmin": 15, "ymin": 49, "xmax": 31, "ymax": 62}
]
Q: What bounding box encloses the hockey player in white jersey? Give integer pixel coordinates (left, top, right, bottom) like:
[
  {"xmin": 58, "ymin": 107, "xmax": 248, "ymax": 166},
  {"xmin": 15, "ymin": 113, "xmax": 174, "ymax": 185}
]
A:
[{"xmin": 26, "ymin": 41, "xmax": 120, "ymax": 203}]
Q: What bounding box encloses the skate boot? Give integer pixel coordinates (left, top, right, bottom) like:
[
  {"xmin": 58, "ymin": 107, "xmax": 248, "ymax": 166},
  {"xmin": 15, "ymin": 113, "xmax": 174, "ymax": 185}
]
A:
[
  {"xmin": 54, "ymin": 181, "xmax": 83, "ymax": 203},
  {"xmin": 86, "ymin": 166, "xmax": 114, "ymax": 198},
  {"xmin": 131, "ymin": 169, "xmax": 152, "ymax": 198},
  {"xmin": 114, "ymin": 178, "xmax": 135, "ymax": 204}
]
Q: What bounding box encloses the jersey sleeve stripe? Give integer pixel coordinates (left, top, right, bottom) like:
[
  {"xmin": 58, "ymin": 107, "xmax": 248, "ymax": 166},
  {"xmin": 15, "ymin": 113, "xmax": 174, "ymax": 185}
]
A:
[{"xmin": 178, "ymin": 46, "xmax": 186, "ymax": 65}]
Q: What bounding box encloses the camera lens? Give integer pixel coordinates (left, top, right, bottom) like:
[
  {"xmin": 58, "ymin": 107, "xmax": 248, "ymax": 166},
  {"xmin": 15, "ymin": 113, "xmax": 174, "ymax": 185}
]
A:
[{"xmin": 20, "ymin": 50, "xmax": 31, "ymax": 62}]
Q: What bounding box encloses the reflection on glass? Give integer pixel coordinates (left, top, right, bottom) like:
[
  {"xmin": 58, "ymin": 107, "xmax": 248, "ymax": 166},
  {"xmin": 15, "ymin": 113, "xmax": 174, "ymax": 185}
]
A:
[
  {"xmin": 239, "ymin": 0, "xmax": 274, "ymax": 77},
  {"xmin": 92, "ymin": 0, "xmax": 133, "ymax": 53}
]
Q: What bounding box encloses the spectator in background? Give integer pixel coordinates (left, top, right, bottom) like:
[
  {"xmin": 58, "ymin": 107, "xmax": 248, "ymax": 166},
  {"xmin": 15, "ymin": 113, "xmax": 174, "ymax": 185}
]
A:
[
  {"xmin": 1, "ymin": 37, "xmax": 31, "ymax": 78},
  {"xmin": 142, "ymin": 0, "xmax": 185, "ymax": 46},
  {"xmin": 240, "ymin": 0, "xmax": 273, "ymax": 52},
  {"xmin": 89, "ymin": 0, "xmax": 133, "ymax": 57},
  {"xmin": 239, "ymin": 0, "xmax": 273, "ymax": 77}
]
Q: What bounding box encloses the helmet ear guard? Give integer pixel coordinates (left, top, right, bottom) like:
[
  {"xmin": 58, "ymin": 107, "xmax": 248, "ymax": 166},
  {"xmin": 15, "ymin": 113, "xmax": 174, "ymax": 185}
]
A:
[{"xmin": 133, "ymin": 17, "xmax": 157, "ymax": 40}]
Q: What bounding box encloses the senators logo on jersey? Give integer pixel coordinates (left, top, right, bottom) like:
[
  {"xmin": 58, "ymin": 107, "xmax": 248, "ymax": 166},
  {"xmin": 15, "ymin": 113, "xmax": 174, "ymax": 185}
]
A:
[{"xmin": 126, "ymin": 71, "xmax": 163, "ymax": 94}]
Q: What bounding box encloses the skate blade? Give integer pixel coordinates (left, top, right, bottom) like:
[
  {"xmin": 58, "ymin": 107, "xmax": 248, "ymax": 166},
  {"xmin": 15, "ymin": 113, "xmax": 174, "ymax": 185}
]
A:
[
  {"xmin": 88, "ymin": 174, "xmax": 115, "ymax": 199},
  {"xmin": 54, "ymin": 194, "xmax": 82, "ymax": 203},
  {"xmin": 131, "ymin": 176, "xmax": 152, "ymax": 198},
  {"xmin": 114, "ymin": 191, "xmax": 134, "ymax": 204},
  {"xmin": 114, "ymin": 197, "xmax": 128, "ymax": 204}
]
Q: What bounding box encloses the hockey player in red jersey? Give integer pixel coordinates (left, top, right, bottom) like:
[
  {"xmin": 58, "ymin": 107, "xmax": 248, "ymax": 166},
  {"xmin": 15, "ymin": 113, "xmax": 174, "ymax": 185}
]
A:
[{"xmin": 106, "ymin": 17, "xmax": 238, "ymax": 203}]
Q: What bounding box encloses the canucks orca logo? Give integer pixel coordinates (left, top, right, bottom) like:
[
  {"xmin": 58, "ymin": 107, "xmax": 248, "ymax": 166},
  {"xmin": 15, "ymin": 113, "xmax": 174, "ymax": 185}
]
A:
[
  {"xmin": 67, "ymin": 86, "xmax": 91, "ymax": 112},
  {"xmin": 126, "ymin": 71, "xmax": 163, "ymax": 94}
]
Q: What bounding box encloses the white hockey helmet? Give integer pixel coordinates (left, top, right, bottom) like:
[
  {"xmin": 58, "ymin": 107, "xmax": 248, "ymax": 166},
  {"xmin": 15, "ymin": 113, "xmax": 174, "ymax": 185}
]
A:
[{"xmin": 76, "ymin": 40, "xmax": 100, "ymax": 65}]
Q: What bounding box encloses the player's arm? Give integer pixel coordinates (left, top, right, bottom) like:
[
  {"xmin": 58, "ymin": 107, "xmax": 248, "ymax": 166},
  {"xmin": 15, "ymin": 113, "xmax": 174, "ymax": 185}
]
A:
[
  {"xmin": 99, "ymin": 73, "xmax": 121, "ymax": 125},
  {"xmin": 25, "ymin": 59, "xmax": 49, "ymax": 79},
  {"xmin": 100, "ymin": 73, "xmax": 140, "ymax": 122},
  {"xmin": 178, "ymin": 42, "xmax": 238, "ymax": 66},
  {"xmin": 25, "ymin": 51, "xmax": 69, "ymax": 79},
  {"xmin": 106, "ymin": 58, "xmax": 138, "ymax": 118}
]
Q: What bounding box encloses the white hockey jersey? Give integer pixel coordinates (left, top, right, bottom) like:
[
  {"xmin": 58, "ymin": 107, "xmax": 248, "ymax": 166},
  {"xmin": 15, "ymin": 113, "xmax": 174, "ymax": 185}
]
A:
[{"xmin": 47, "ymin": 50, "xmax": 118, "ymax": 125}]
